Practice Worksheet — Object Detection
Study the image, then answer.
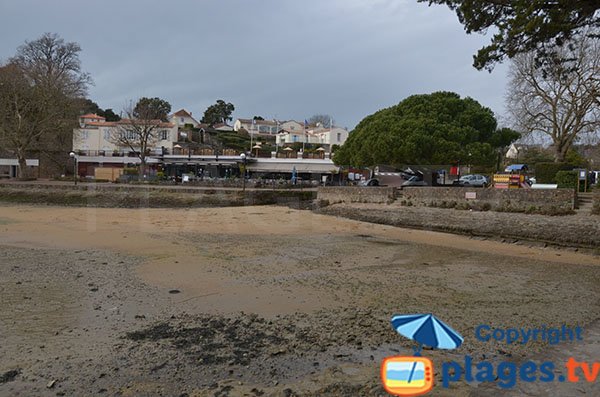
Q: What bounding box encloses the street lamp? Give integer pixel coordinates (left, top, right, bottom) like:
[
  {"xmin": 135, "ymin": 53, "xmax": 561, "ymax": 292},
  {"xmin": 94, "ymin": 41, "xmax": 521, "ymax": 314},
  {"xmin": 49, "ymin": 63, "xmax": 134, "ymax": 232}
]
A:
[
  {"xmin": 240, "ymin": 153, "xmax": 247, "ymax": 192},
  {"xmin": 69, "ymin": 151, "xmax": 78, "ymax": 185}
]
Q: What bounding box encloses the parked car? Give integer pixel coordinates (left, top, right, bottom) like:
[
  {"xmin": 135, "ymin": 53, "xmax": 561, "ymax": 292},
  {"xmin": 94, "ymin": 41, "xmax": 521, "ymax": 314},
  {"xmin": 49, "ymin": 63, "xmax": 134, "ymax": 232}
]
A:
[
  {"xmin": 456, "ymin": 174, "xmax": 489, "ymax": 187},
  {"xmin": 402, "ymin": 176, "xmax": 427, "ymax": 187},
  {"xmin": 359, "ymin": 178, "xmax": 380, "ymax": 186}
]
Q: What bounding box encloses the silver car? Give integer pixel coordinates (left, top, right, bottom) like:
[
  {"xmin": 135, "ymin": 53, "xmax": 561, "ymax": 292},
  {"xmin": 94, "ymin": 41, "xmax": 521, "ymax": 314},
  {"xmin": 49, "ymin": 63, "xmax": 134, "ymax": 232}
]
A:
[
  {"xmin": 402, "ymin": 176, "xmax": 428, "ymax": 187},
  {"xmin": 458, "ymin": 174, "xmax": 488, "ymax": 187}
]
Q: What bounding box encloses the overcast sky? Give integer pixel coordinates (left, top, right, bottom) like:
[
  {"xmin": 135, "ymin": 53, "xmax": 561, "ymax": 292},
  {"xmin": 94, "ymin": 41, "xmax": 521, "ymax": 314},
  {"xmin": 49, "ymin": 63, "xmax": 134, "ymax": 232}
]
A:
[{"xmin": 0, "ymin": 0, "xmax": 509, "ymax": 129}]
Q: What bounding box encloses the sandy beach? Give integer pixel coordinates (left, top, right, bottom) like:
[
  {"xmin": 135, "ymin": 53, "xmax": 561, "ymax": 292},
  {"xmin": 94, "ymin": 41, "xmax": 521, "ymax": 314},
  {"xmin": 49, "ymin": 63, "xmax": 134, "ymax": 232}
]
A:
[{"xmin": 0, "ymin": 204, "xmax": 599, "ymax": 396}]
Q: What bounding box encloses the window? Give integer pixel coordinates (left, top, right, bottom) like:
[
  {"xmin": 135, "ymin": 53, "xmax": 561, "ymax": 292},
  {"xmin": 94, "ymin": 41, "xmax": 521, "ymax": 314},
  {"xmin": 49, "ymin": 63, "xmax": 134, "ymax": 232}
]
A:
[
  {"xmin": 337, "ymin": 132, "xmax": 341, "ymax": 142},
  {"xmin": 81, "ymin": 130, "xmax": 89, "ymax": 140},
  {"xmin": 180, "ymin": 117, "xmax": 184, "ymax": 123},
  {"xmin": 121, "ymin": 130, "xmax": 136, "ymax": 140},
  {"xmin": 293, "ymin": 135, "xmax": 298, "ymax": 142},
  {"xmin": 103, "ymin": 130, "xmax": 111, "ymax": 141},
  {"xmin": 160, "ymin": 130, "xmax": 169, "ymax": 140}
]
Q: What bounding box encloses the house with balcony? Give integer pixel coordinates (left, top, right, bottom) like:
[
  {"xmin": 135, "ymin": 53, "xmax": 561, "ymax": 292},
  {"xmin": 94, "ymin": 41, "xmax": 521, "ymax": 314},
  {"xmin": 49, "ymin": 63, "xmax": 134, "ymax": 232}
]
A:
[
  {"xmin": 72, "ymin": 113, "xmax": 177, "ymax": 178},
  {"xmin": 276, "ymin": 126, "xmax": 348, "ymax": 148},
  {"xmin": 234, "ymin": 118, "xmax": 280, "ymax": 135}
]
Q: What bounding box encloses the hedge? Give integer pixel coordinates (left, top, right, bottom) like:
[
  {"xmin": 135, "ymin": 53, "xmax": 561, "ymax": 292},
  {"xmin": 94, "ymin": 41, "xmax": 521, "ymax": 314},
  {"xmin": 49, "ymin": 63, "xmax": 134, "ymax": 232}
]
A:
[
  {"xmin": 534, "ymin": 162, "xmax": 574, "ymax": 183},
  {"xmin": 556, "ymin": 170, "xmax": 588, "ymax": 192}
]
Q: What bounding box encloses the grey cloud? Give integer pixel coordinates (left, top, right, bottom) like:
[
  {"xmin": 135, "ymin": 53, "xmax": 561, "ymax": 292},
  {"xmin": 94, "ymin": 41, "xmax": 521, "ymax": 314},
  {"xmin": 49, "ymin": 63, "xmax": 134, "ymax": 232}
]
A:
[{"xmin": 0, "ymin": 0, "xmax": 508, "ymax": 128}]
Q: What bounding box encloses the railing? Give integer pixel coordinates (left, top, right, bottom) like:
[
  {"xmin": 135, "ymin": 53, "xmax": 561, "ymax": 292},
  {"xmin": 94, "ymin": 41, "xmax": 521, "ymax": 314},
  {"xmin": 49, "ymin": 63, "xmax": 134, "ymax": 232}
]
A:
[{"xmin": 76, "ymin": 150, "xmax": 139, "ymax": 157}]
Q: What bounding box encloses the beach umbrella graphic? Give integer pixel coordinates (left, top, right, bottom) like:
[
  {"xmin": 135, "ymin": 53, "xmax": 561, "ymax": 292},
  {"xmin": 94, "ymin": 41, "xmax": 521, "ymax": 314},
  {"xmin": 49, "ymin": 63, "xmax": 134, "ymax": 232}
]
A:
[{"xmin": 391, "ymin": 314, "xmax": 463, "ymax": 351}]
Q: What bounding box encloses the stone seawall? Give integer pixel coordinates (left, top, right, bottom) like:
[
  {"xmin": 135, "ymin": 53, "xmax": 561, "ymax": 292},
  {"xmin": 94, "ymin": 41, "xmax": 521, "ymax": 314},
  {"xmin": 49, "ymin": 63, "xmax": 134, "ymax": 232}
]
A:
[
  {"xmin": 317, "ymin": 187, "xmax": 397, "ymax": 204},
  {"xmin": 0, "ymin": 184, "xmax": 316, "ymax": 208}
]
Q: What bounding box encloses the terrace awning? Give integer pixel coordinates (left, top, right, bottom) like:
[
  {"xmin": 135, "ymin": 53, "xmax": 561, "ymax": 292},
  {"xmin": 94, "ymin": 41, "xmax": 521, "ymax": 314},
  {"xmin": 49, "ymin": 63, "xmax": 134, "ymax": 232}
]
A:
[{"xmin": 247, "ymin": 162, "xmax": 339, "ymax": 174}]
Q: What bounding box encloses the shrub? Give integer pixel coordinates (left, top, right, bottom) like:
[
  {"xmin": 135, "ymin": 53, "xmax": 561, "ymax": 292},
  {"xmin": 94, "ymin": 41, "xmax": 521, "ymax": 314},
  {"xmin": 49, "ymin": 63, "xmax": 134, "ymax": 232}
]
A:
[
  {"xmin": 455, "ymin": 202, "xmax": 471, "ymax": 210},
  {"xmin": 534, "ymin": 162, "xmax": 573, "ymax": 183},
  {"xmin": 123, "ymin": 167, "xmax": 139, "ymax": 175},
  {"xmin": 555, "ymin": 170, "xmax": 576, "ymax": 189},
  {"xmin": 555, "ymin": 170, "xmax": 583, "ymax": 191}
]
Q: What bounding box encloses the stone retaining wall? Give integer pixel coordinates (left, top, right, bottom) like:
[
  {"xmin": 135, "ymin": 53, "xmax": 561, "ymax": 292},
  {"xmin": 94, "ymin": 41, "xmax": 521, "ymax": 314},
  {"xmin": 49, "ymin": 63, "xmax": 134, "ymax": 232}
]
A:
[
  {"xmin": 317, "ymin": 187, "xmax": 397, "ymax": 204},
  {"xmin": 318, "ymin": 186, "xmax": 576, "ymax": 212},
  {"xmin": 400, "ymin": 187, "xmax": 575, "ymax": 211}
]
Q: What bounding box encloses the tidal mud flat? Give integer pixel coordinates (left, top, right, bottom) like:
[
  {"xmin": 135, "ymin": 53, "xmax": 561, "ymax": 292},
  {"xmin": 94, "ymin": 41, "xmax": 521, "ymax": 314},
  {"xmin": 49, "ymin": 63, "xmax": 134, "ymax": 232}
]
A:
[{"xmin": 0, "ymin": 205, "xmax": 599, "ymax": 396}]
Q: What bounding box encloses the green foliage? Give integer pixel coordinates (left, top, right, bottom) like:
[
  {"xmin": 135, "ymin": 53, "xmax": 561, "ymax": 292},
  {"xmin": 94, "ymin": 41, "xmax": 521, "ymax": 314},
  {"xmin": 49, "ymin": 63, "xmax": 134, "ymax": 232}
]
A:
[
  {"xmin": 556, "ymin": 170, "xmax": 590, "ymax": 192},
  {"xmin": 201, "ymin": 99, "xmax": 235, "ymax": 126},
  {"xmin": 80, "ymin": 99, "xmax": 121, "ymax": 121},
  {"xmin": 420, "ymin": 0, "xmax": 600, "ymax": 70},
  {"xmin": 211, "ymin": 131, "xmax": 249, "ymax": 153},
  {"xmin": 123, "ymin": 167, "xmax": 139, "ymax": 175},
  {"xmin": 134, "ymin": 97, "xmax": 171, "ymax": 122},
  {"xmin": 534, "ymin": 163, "xmax": 574, "ymax": 183},
  {"xmin": 334, "ymin": 92, "xmax": 515, "ymax": 167},
  {"xmin": 555, "ymin": 171, "xmax": 578, "ymax": 190},
  {"xmin": 564, "ymin": 149, "xmax": 589, "ymax": 168}
]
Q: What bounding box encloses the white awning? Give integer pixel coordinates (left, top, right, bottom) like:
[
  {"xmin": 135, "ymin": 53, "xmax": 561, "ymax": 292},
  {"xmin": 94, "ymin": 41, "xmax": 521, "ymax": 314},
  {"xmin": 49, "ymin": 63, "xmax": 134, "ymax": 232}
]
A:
[
  {"xmin": 247, "ymin": 162, "xmax": 339, "ymax": 174},
  {"xmin": 0, "ymin": 158, "xmax": 39, "ymax": 166}
]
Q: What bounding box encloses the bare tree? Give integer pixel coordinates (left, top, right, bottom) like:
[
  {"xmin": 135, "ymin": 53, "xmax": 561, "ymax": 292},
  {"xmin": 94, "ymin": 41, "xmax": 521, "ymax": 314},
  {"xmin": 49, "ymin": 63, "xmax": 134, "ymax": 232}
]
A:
[
  {"xmin": 11, "ymin": 33, "xmax": 91, "ymax": 97},
  {"xmin": 308, "ymin": 114, "xmax": 335, "ymax": 128},
  {"xmin": 507, "ymin": 33, "xmax": 600, "ymax": 162},
  {"xmin": 0, "ymin": 33, "xmax": 91, "ymax": 178},
  {"xmin": 109, "ymin": 97, "xmax": 171, "ymax": 176}
]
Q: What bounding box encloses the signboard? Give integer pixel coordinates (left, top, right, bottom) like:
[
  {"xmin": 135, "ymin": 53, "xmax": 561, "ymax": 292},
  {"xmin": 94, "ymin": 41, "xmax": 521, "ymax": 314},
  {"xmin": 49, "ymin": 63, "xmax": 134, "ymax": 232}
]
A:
[
  {"xmin": 465, "ymin": 192, "xmax": 477, "ymax": 200},
  {"xmin": 578, "ymin": 169, "xmax": 587, "ymax": 181}
]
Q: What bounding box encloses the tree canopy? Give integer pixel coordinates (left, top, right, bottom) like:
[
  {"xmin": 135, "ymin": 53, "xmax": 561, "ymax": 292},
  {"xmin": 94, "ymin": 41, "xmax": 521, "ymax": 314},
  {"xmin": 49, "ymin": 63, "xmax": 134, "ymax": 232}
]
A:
[
  {"xmin": 133, "ymin": 97, "xmax": 171, "ymax": 122},
  {"xmin": 201, "ymin": 99, "xmax": 235, "ymax": 126},
  {"xmin": 0, "ymin": 33, "xmax": 91, "ymax": 178},
  {"xmin": 334, "ymin": 91, "xmax": 519, "ymax": 168},
  {"xmin": 420, "ymin": 0, "xmax": 600, "ymax": 70},
  {"xmin": 80, "ymin": 99, "xmax": 121, "ymax": 121},
  {"xmin": 308, "ymin": 114, "xmax": 335, "ymax": 128},
  {"xmin": 506, "ymin": 34, "xmax": 600, "ymax": 162}
]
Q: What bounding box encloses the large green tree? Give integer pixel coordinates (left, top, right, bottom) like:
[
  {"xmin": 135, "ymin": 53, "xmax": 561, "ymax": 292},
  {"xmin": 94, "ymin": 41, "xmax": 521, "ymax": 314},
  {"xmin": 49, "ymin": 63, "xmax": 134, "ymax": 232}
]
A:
[
  {"xmin": 201, "ymin": 99, "xmax": 235, "ymax": 126},
  {"xmin": 420, "ymin": 0, "xmax": 600, "ymax": 70},
  {"xmin": 133, "ymin": 97, "xmax": 171, "ymax": 122},
  {"xmin": 80, "ymin": 99, "xmax": 121, "ymax": 121},
  {"xmin": 334, "ymin": 92, "xmax": 519, "ymax": 168}
]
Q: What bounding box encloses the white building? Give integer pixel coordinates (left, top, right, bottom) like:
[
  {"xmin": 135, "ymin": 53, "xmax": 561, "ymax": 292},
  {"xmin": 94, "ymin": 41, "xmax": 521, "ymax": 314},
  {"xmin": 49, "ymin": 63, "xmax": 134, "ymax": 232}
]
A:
[
  {"xmin": 234, "ymin": 118, "xmax": 279, "ymax": 135},
  {"xmin": 73, "ymin": 113, "xmax": 178, "ymax": 155},
  {"xmin": 276, "ymin": 126, "xmax": 349, "ymax": 147},
  {"xmin": 169, "ymin": 109, "xmax": 201, "ymax": 128}
]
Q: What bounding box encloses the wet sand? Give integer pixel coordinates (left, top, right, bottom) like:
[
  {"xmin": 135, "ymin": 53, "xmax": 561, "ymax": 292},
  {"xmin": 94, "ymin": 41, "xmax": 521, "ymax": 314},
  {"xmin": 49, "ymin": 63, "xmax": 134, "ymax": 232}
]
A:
[{"xmin": 0, "ymin": 204, "xmax": 599, "ymax": 396}]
